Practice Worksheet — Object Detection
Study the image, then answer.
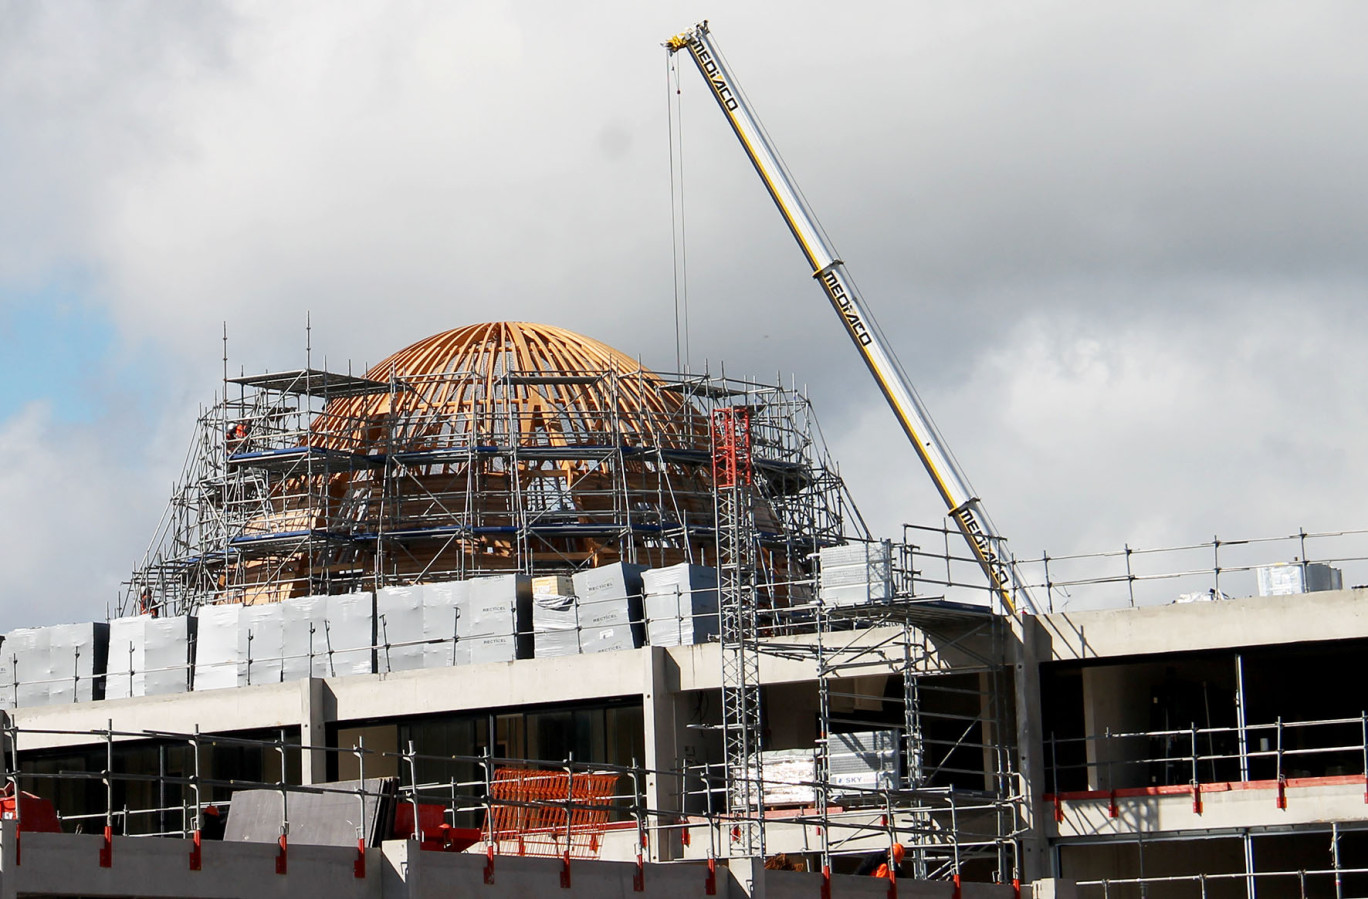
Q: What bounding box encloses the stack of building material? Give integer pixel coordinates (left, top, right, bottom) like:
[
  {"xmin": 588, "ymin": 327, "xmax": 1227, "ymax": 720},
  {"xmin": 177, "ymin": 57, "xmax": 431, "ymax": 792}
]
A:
[
  {"xmin": 455, "ymin": 574, "xmax": 531, "ymax": 664},
  {"xmin": 749, "ymin": 747, "xmax": 818, "ymax": 807},
  {"xmin": 1256, "ymin": 562, "xmax": 1344, "ymax": 596},
  {"xmin": 642, "ymin": 564, "xmax": 718, "ymax": 647},
  {"xmin": 531, "ymin": 575, "xmax": 580, "ymax": 659},
  {"xmin": 193, "ymin": 604, "xmax": 242, "ymax": 691},
  {"xmin": 0, "ymin": 623, "xmax": 109, "ymax": 708},
  {"xmin": 572, "ymin": 563, "xmax": 646, "ymax": 654},
  {"xmin": 224, "ymin": 777, "xmax": 397, "ymax": 846},
  {"xmin": 105, "ymin": 615, "xmax": 194, "ymax": 699},
  {"xmin": 420, "ymin": 581, "xmax": 466, "ymax": 668},
  {"xmin": 827, "ymin": 730, "xmax": 901, "ymax": 796},
  {"xmin": 376, "ymin": 586, "xmax": 426, "ymax": 673},
  {"xmin": 239, "ymin": 603, "xmax": 285, "ymax": 686},
  {"xmin": 319, "ymin": 593, "xmax": 376, "ymax": 677},
  {"xmin": 818, "ymin": 542, "xmax": 895, "ymax": 607},
  {"xmin": 280, "ymin": 594, "xmax": 329, "ymax": 681}
]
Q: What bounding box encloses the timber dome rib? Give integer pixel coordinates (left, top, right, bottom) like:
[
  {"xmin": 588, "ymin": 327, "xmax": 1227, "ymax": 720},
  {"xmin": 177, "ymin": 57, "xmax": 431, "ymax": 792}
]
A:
[{"xmin": 309, "ymin": 322, "xmax": 725, "ymax": 582}]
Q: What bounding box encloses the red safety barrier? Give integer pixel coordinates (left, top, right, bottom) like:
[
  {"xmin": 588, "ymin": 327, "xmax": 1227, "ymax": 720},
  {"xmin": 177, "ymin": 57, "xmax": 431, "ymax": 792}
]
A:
[{"xmin": 483, "ymin": 766, "xmax": 621, "ymax": 860}]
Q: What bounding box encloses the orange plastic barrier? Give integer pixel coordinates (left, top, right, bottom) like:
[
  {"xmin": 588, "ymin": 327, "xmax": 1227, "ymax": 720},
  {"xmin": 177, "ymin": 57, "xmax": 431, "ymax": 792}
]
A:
[{"xmin": 484, "ymin": 766, "xmax": 621, "ymax": 858}]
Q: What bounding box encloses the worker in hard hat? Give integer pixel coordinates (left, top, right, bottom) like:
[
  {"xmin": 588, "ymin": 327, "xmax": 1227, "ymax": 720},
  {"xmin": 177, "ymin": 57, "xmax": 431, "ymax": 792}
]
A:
[{"xmin": 854, "ymin": 842, "xmax": 905, "ymax": 877}]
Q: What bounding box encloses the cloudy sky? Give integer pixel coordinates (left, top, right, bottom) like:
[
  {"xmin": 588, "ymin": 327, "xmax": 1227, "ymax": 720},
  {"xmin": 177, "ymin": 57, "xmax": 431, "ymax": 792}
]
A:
[{"xmin": 2, "ymin": 1, "xmax": 1366, "ymax": 627}]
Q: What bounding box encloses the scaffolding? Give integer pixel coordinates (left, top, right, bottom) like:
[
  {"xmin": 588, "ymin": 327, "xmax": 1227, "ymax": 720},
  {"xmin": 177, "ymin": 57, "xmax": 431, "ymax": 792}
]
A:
[{"xmin": 125, "ymin": 361, "xmax": 852, "ymax": 617}]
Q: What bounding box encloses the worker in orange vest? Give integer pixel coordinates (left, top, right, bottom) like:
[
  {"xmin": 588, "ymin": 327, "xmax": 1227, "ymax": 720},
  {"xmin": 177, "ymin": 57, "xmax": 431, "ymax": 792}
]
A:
[{"xmin": 856, "ymin": 842, "xmax": 905, "ymax": 877}]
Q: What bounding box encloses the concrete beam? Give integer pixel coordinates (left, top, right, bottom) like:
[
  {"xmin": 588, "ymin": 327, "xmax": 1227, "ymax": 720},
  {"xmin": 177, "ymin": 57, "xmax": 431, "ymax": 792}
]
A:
[{"xmin": 1032, "ymin": 588, "xmax": 1368, "ymax": 662}]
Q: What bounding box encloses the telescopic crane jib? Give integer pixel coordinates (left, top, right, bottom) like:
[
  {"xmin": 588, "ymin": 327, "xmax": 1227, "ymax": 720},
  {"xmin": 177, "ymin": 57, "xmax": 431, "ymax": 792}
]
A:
[{"xmin": 666, "ymin": 20, "xmax": 1038, "ymax": 616}]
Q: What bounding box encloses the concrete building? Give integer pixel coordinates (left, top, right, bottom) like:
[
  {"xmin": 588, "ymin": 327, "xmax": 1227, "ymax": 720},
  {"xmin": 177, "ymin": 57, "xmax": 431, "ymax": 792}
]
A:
[{"xmin": 2, "ymin": 323, "xmax": 1362, "ymax": 897}]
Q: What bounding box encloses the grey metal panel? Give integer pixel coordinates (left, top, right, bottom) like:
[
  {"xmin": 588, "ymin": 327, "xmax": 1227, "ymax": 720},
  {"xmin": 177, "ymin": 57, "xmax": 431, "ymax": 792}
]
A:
[
  {"xmin": 193, "ymin": 604, "xmax": 243, "ymax": 692},
  {"xmin": 239, "ymin": 604, "xmax": 284, "ymax": 687},
  {"xmin": 420, "ymin": 581, "xmax": 466, "ymax": 669},
  {"xmin": 281, "ymin": 595, "xmax": 328, "ymax": 682},
  {"xmin": 321, "ymin": 593, "xmax": 375, "ymax": 677},
  {"xmin": 642, "ymin": 563, "xmax": 719, "ymax": 647},
  {"xmin": 376, "ymin": 586, "xmax": 425, "ymax": 673},
  {"xmin": 573, "ymin": 563, "xmax": 646, "ymax": 653}
]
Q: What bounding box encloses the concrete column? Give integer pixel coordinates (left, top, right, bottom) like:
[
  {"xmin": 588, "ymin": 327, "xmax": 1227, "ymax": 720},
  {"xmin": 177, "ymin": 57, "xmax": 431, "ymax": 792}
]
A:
[
  {"xmin": 0, "ymin": 818, "xmax": 18, "ymax": 899},
  {"xmin": 300, "ymin": 678, "xmax": 331, "ymax": 785},
  {"xmin": 642, "ymin": 646, "xmax": 679, "ymax": 861},
  {"xmin": 1013, "ymin": 615, "xmax": 1050, "ymax": 881}
]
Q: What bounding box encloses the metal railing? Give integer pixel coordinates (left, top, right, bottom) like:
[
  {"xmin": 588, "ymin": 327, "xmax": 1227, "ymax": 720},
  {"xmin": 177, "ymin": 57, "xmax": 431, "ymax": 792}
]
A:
[
  {"xmin": 0, "ymin": 720, "xmax": 1021, "ymax": 882},
  {"xmin": 1048, "ymin": 714, "xmax": 1368, "ymax": 796},
  {"xmin": 900, "ymin": 522, "xmax": 1368, "ymax": 614}
]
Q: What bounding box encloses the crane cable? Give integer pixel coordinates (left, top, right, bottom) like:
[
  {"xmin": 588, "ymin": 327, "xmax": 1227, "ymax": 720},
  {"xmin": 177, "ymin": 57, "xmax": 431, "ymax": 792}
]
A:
[{"xmin": 666, "ymin": 51, "xmax": 691, "ymax": 373}]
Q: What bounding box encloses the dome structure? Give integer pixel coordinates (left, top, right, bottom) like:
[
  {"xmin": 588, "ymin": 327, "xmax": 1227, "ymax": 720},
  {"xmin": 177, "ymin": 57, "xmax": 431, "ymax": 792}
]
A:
[{"xmin": 329, "ymin": 322, "xmax": 703, "ymax": 452}]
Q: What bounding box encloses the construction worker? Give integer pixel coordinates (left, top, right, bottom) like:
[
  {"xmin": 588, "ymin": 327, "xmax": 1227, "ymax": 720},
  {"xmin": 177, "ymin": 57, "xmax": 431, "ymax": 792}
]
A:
[
  {"xmin": 226, "ymin": 421, "xmax": 250, "ymax": 453},
  {"xmin": 854, "ymin": 842, "xmax": 905, "ymax": 877}
]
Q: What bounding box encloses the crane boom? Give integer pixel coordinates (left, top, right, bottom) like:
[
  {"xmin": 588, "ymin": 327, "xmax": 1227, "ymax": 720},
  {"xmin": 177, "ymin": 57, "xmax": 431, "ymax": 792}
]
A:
[{"xmin": 667, "ymin": 21, "xmax": 1037, "ymax": 615}]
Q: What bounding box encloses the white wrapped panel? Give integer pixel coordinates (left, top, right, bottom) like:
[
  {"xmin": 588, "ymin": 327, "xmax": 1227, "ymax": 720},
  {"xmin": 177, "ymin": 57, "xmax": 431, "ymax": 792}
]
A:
[
  {"xmin": 105, "ymin": 617, "xmax": 146, "ymax": 700},
  {"xmin": 460, "ymin": 575, "xmax": 530, "ymax": 638},
  {"xmin": 421, "ymin": 581, "xmax": 466, "ymax": 669},
  {"xmin": 5, "ymin": 627, "xmax": 52, "ymax": 708},
  {"xmin": 573, "ymin": 563, "xmax": 646, "ymax": 654},
  {"xmin": 239, "ymin": 604, "xmax": 284, "ymax": 686},
  {"xmin": 0, "ymin": 637, "xmax": 12, "ymax": 710},
  {"xmin": 320, "ymin": 593, "xmax": 374, "ymax": 677},
  {"xmin": 281, "ymin": 595, "xmax": 328, "ymax": 682},
  {"xmin": 194, "ymin": 604, "xmax": 243, "ymax": 691},
  {"xmin": 532, "ymin": 590, "xmax": 580, "ymax": 659},
  {"xmin": 39, "ymin": 623, "xmax": 108, "ymax": 706},
  {"xmin": 376, "ymin": 586, "xmax": 426, "ymax": 673},
  {"xmin": 142, "ymin": 616, "xmax": 193, "ymax": 696},
  {"xmin": 819, "ymin": 542, "xmax": 894, "ymax": 607},
  {"xmin": 642, "ymin": 564, "xmax": 718, "ymax": 647},
  {"xmin": 452, "ymin": 633, "xmax": 518, "ymax": 666}
]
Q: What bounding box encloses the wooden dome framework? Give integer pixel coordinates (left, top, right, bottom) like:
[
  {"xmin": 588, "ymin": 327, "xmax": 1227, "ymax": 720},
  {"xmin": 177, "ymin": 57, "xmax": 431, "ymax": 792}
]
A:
[{"xmin": 127, "ymin": 323, "xmax": 856, "ymax": 614}]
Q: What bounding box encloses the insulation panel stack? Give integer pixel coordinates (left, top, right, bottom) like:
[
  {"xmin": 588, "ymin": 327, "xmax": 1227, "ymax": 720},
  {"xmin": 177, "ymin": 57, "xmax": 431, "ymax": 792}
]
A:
[
  {"xmin": 818, "ymin": 542, "xmax": 895, "ymax": 608},
  {"xmin": 455, "ymin": 574, "xmax": 531, "ymax": 664},
  {"xmin": 572, "ymin": 563, "xmax": 646, "ymax": 654},
  {"xmin": 531, "ymin": 575, "xmax": 579, "ymax": 659},
  {"xmin": 0, "ymin": 623, "xmax": 109, "ymax": 708},
  {"xmin": 106, "ymin": 615, "xmax": 194, "ymax": 699},
  {"xmin": 642, "ymin": 564, "xmax": 718, "ymax": 647}
]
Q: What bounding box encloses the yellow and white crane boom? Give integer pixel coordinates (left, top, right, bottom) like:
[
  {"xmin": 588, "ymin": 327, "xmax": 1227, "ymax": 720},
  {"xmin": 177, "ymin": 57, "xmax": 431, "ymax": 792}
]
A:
[{"xmin": 667, "ymin": 21, "xmax": 1037, "ymax": 615}]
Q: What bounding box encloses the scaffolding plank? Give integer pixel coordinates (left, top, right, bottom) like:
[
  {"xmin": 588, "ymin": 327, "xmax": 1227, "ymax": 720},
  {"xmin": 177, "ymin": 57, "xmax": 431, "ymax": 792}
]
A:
[{"xmin": 228, "ymin": 368, "xmax": 392, "ymax": 398}]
